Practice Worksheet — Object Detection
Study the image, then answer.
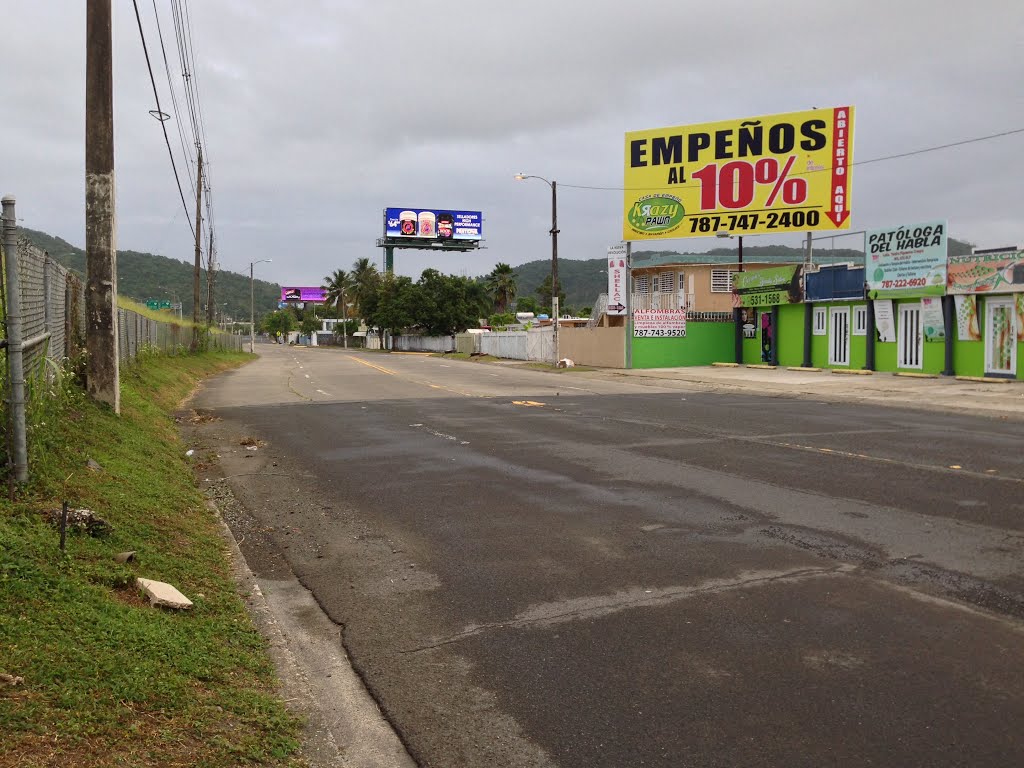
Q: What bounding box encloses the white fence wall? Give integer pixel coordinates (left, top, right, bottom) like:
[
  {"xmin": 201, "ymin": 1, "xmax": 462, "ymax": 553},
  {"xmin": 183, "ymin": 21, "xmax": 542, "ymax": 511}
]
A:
[
  {"xmin": 479, "ymin": 328, "xmax": 554, "ymax": 361},
  {"xmin": 393, "ymin": 335, "xmax": 456, "ymax": 353}
]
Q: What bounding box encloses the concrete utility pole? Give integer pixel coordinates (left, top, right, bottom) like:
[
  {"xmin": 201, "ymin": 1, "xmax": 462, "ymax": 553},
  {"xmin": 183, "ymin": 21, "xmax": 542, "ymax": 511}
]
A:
[
  {"xmin": 191, "ymin": 146, "xmax": 203, "ymax": 350},
  {"xmin": 205, "ymin": 228, "xmax": 215, "ymax": 326},
  {"xmin": 85, "ymin": 0, "xmax": 119, "ymax": 413}
]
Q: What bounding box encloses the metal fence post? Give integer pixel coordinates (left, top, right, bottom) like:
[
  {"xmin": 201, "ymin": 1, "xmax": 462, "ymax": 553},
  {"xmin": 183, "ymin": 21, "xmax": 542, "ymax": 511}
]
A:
[{"xmin": 2, "ymin": 197, "xmax": 29, "ymax": 483}]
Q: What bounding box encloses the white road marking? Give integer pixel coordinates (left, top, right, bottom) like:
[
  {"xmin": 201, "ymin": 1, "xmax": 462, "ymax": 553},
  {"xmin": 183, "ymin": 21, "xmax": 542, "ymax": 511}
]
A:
[{"xmin": 315, "ymin": 389, "xmax": 331, "ymax": 396}]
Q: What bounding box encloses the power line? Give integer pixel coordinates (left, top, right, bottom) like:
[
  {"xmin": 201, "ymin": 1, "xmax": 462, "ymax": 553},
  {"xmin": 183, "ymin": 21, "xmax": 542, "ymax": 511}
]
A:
[
  {"xmin": 130, "ymin": 0, "xmax": 195, "ymax": 239},
  {"xmin": 152, "ymin": 0, "xmax": 196, "ymax": 197},
  {"xmin": 558, "ymin": 126, "xmax": 1024, "ymax": 192}
]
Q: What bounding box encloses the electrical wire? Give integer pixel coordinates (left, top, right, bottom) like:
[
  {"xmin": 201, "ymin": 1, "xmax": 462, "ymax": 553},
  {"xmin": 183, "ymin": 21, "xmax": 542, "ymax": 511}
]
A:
[
  {"xmin": 131, "ymin": 0, "xmax": 195, "ymax": 239},
  {"xmin": 557, "ymin": 126, "xmax": 1024, "ymax": 192}
]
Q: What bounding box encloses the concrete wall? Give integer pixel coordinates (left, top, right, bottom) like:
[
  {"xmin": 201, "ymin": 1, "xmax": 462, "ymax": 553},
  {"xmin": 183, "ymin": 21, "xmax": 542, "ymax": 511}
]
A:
[
  {"xmin": 559, "ymin": 326, "xmax": 625, "ymax": 368},
  {"xmin": 632, "ymin": 322, "xmax": 734, "ymax": 368},
  {"xmin": 393, "ymin": 335, "xmax": 455, "ymax": 353}
]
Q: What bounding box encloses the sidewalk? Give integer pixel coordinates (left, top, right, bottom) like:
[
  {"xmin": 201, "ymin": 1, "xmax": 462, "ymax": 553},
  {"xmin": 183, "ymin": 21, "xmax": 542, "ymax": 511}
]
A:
[{"xmin": 587, "ymin": 364, "xmax": 1024, "ymax": 421}]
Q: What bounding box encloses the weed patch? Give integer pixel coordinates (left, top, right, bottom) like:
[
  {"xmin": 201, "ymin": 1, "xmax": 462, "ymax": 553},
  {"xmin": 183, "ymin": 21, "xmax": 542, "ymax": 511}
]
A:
[{"xmin": 0, "ymin": 351, "xmax": 304, "ymax": 767}]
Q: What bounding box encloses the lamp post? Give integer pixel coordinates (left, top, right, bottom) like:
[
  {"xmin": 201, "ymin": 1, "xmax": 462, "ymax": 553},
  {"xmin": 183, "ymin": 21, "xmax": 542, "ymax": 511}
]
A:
[
  {"xmin": 250, "ymin": 258, "xmax": 272, "ymax": 353},
  {"xmin": 515, "ymin": 173, "xmax": 560, "ymax": 365}
]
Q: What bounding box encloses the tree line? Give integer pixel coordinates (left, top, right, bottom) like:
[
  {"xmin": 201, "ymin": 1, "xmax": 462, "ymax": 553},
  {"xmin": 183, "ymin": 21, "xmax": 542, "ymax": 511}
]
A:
[{"xmin": 259, "ymin": 260, "xmax": 592, "ymax": 340}]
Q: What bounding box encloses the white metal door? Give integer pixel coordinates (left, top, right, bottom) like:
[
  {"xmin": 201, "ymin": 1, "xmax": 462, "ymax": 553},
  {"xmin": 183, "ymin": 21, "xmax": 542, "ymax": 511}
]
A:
[
  {"xmin": 829, "ymin": 307, "xmax": 850, "ymax": 366},
  {"xmin": 984, "ymin": 297, "xmax": 1017, "ymax": 375},
  {"xmin": 897, "ymin": 303, "xmax": 923, "ymax": 369}
]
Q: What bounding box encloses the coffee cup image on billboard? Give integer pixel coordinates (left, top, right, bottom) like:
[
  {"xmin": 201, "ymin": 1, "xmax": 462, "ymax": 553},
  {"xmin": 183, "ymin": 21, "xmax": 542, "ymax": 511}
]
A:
[
  {"xmin": 399, "ymin": 211, "xmax": 417, "ymax": 236},
  {"xmin": 418, "ymin": 211, "xmax": 436, "ymax": 238},
  {"xmin": 437, "ymin": 213, "xmax": 455, "ymax": 240}
]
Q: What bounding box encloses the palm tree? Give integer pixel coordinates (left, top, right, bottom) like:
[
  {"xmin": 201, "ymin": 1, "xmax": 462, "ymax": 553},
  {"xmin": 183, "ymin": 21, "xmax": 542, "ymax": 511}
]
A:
[
  {"xmin": 322, "ymin": 268, "xmax": 354, "ymax": 320},
  {"xmin": 351, "ymin": 257, "xmax": 380, "ymax": 318},
  {"xmin": 486, "ymin": 263, "xmax": 518, "ymax": 313}
]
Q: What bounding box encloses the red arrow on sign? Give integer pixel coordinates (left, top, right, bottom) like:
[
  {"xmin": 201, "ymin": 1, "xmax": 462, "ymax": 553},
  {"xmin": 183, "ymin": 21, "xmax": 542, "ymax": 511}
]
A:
[{"xmin": 826, "ymin": 106, "xmax": 852, "ymax": 227}]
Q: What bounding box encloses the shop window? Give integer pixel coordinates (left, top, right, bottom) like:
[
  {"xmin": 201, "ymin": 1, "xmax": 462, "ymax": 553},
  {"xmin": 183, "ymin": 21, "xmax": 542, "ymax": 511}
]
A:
[
  {"xmin": 711, "ymin": 269, "xmax": 735, "ymax": 293},
  {"xmin": 658, "ymin": 271, "xmax": 675, "ymax": 292},
  {"xmin": 853, "ymin": 306, "xmax": 867, "ymax": 335},
  {"xmin": 813, "ymin": 306, "xmax": 827, "ymax": 335},
  {"xmin": 635, "ymin": 275, "xmax": 650, "ymax": 295}
]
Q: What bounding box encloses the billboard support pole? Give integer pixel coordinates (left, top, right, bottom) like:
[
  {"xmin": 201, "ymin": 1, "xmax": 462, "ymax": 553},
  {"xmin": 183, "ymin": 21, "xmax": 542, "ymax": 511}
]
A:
[
  {"xmin": 625, "ymin": 242, "xmax": 632, "ymax": 369},
  {"xmin": 385, "ymin": 246, "xmax": 394, "ymax": 274}
]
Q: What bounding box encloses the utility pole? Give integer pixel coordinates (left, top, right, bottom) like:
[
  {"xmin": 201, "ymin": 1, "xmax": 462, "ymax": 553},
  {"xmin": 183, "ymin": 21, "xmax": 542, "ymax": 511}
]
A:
[
  {"xmin": 205, "ymin": 227, "xmax": 215, "ymax": 326},
  {"xmin": 191, "ymin": 146, "xmax": 203, "ymax": 351},
  {"xmin": 85, "ymin": 0, "xmax": 119, "ymax": 413}
]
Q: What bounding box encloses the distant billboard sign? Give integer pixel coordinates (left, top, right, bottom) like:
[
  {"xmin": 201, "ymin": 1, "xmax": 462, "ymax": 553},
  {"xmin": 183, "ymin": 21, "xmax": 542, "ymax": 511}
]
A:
[
  {"xmin": 623, "ymin": 106, "xmax": 854, "ymax": 241},
  {"xmin": 281, "ymin": 287, "xmax": 326, "ymax": 303},
  {"xmin": 385, "ymin": 207, "xmax": 482, "ymax": 241}
]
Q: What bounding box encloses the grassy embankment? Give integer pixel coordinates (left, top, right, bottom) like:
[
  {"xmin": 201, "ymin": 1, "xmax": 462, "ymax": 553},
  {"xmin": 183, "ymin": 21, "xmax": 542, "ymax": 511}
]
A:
[{"xmin": 0, "ymin": 351, "xmax": 303, "ymax": 767}]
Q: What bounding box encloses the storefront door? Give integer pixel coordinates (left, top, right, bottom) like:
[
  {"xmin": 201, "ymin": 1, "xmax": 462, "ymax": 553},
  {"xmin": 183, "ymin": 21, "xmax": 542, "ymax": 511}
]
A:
[
  {"xmin": 984, "ymin": 297, "xmax": 1017, "ymax": 376},
  {"xmin": 897, "ymin": 303, "xmax": 922, "ymax": 369},
  {"xmin": 829, "ymin": 307, "xmax": 850, "ymax": 366}
]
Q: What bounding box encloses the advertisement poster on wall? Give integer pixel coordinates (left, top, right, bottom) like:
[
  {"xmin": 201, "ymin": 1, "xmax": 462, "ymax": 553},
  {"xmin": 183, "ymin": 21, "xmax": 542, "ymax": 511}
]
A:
[
  {"xmin": 866, "ymin": 220, "xmax": 947, "ymax": 298},
  {"xmin": 634, "ymin": 308, "xmax": 686, "ymax": 337},
  {"xmin": 920, "ymin": 297, "xmax": 945, "ymax": 341},
  {"xmin": 874, "ymin": 299, "xmax": 895, "ymax": 342},
  {"xmin": 607, "ymin": 244, "xmax": 627, "ymax": 316},
  {"xmin": 947, "ymin": 249, "xmax": 1024, "ymax": 294},
  {"xmin": 385, "ymin": 207, "xmax": 482, "ymax": 241},
  {"xmin": 623, "ymin": 106, "xmax": 854, "ymax": 241},
  {"xmin": 954, "ymin": 295, "xmax": 981, "ymax": 341},
  {"xmin": 731, "ymin": 265, "xmax": 802, "ymax": 307}
]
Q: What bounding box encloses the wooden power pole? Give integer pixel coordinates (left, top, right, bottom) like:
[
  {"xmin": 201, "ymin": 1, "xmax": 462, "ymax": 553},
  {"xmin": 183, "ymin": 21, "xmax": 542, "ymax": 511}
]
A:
[
  {"xmin": 85, "ymin": 0, "xmax": 119, "ymax": 413},
  {"xmin": 191, "ymin": 147, "xmax": 203, "ymax": 350}
]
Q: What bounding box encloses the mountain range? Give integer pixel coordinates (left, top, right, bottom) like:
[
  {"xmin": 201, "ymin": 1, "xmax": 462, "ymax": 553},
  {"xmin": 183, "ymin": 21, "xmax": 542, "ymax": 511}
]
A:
[{"xmin": 19, "ymin": 227, "xmax": 975, "ymax": 319}]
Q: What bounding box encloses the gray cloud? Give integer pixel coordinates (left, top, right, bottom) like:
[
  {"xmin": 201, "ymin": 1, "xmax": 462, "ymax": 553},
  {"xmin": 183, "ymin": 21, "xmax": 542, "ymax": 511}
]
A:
[{"xmin": 2, "ymin": 0, "xmax": 1022, "ymax": 290}]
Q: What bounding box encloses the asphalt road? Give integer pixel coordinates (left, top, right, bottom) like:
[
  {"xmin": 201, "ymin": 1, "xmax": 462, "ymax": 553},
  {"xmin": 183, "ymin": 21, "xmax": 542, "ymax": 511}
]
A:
[{"xmin": 191, "ymin": 345, "xmax": 1024, "ymax": 768}]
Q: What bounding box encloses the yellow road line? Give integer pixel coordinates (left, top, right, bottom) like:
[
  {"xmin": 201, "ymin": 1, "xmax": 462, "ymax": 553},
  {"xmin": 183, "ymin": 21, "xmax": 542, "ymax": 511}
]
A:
[
  {"xmin": 346, "ymin": 355, "xmax": 397, "ymax": 376},
  {"xmin": 344, "ymin": 353, "xmax": 482, "ymax": 398}
]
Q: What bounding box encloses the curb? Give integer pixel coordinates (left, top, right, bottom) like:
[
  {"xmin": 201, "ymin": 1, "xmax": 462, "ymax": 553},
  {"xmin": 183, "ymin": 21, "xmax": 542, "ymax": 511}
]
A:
[
  {"xmin": 831, "ymin": 368, "xmax": 874, "ymax": 375},
  {"xmin": 955, "ymin": 376, "xmax": 1016, "ymax": 384}
]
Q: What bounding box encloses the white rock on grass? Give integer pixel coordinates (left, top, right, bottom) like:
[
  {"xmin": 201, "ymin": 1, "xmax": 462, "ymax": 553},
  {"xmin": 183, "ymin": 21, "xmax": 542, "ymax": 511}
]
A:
[{"xmin": 136, "ymin": 578, "xmax": 193, "ymax": 610}]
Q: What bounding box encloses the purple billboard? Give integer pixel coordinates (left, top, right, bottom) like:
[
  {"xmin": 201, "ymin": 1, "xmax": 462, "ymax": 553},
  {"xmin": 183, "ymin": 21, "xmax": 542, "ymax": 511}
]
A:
[{"xmin": 281, "ymin": 287, "xmax": 326, "ymax": 303}]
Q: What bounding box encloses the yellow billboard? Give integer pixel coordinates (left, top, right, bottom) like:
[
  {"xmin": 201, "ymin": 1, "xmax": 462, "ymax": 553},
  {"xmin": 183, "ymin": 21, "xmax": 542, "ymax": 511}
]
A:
[{"xmin": 623, "ymin": 106, "xmax": 854, "ymax": 241}]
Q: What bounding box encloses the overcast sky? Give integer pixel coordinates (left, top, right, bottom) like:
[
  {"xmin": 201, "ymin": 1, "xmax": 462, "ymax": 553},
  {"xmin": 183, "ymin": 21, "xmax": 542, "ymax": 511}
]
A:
[{"xmin": 4, "ymin": 1, "xmax": 1022, "ymax": 287}]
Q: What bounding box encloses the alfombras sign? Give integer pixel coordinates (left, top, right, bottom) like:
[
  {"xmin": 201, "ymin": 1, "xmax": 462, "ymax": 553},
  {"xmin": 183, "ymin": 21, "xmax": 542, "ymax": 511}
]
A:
[
  {"xmin": 634, "ymin": 308, "xmax": 686, "ymax": 337},
  {"xmin": 384, "ymin": 207, "xmax": 482, "ymax": 241}
]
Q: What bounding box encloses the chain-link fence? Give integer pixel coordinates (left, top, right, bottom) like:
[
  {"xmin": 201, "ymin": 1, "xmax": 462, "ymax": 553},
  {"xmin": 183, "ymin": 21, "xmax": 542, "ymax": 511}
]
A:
[
  {"xmin": 5, "ymin": 238, "xmax": 242, "ymax": 382},
  {"xmin": 0, "ymin": 220, "xmax": 244, "ymax": 484}
]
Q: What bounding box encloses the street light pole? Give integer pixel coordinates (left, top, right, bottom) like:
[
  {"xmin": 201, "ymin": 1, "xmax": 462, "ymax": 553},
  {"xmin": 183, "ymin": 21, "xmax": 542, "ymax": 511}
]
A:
[
  {"xmin": 341, "ymin": 285, "xmax": 348, "ymax": 349},
  {"xmin": 250, "ymin": 258, "xmax": 271, "ymax": 353},
  {"xmin": 516, "ymin": 173, "xmax": 560, "ymax": 365}
]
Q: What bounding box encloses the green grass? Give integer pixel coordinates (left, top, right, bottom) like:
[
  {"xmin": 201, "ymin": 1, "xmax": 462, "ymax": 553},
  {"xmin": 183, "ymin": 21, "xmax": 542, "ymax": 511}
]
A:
[
  {"xmin": 0, "ymin": 351, "xmax": 304, "ymax": 767},
  {"xmin": 522, "ymin": 362, "xmax": 596, "ymax": 373},
  {"xmin": 432, "ymin": 352, "xmax": 500, "ymax": 362}
]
